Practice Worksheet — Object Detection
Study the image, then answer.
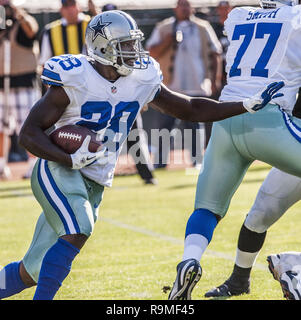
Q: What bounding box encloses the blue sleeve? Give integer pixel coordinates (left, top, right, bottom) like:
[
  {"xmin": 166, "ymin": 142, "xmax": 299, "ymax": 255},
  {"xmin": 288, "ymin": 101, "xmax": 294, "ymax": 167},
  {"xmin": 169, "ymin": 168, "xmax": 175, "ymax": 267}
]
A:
[
  {"xmin": 41, "ymin": 66, "xmax": 64, "ymax": 86},
  {"xmin": 41, "ymin": 57, "xmax": 65, "ymax": 87}
]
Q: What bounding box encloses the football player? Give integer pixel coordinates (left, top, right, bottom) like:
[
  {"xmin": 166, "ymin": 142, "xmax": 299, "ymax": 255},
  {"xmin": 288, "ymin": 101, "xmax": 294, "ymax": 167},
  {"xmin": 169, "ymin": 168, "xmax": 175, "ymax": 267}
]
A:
[
  {"xmin": 167, "ymin": 0, "xmax": 301, "ymax": 300},
  {"xmin": 0, "ymin": 10, "xmax": 283, "ymax": 300},
  {"xmin": 205, "ymin": 89, "xmax": 301, "ymax": 300}
]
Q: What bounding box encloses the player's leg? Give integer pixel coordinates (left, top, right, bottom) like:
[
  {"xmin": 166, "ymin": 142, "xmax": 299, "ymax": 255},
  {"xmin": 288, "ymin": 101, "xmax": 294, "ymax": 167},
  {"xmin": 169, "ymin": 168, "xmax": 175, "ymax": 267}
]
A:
[
  {"xmin": 243, "ymin": 168, "xmax": 301, "ymax": 265},
  {"xmin": 181, "ymin": 120, "xmax": 202, "ymax": 167},
  {"xmin": 168, "ymin": 119, "xmax": 252, "ymax": 300},
  {"xmin": 154, "ymin": 114, "xmax": 176, "ymax": 168},
  {"xmin": 204, "ymin": 103, "xmax": 301, "ymax": 298},
  {"xmin": 0, "ymin": 206, "xmax": 89, "ymax": 300},
  {"xmin": 0, "ymin": 262, "xmax": 30, "ymax": 299},
  {"xmin": 205, "ymin": 168, "xmax": 301, "ymax": 297},
  {"xmin": 33, "ymin": 238, "xmax": 81, "ymax": 300},
  {"xmin": 0, "ymin": 205, "xmax": 89, "ymax": 300},
  {"xmin": 243, "ymin": 106, "xmax": 301, "ymax": 177},
  {"xmin": 232, "ymin": 107, "xmax": 301, "ymax": 291},
  {"xmin": 0, "ymin": 212, "xmax": 53, "ymax": 299},
  {"xmin": 30, "ymin": 159, "xmax": 104, "ymax": 300}
]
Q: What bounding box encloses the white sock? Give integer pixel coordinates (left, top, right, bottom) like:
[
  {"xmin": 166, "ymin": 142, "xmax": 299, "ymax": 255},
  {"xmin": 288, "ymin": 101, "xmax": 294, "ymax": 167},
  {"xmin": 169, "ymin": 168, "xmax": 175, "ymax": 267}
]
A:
[
  {"xmin": 235, "ymin": 248, "xmax": 259, "ymax": 268},
  {"xmin": 182, "ymin": 234, "xmax": 208, "ymax": 262}
]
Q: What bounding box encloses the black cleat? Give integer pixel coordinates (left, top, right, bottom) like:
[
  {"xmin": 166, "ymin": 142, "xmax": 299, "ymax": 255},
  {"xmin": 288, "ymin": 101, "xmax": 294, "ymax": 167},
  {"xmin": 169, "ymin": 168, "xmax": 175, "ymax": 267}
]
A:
[
  {"xmin": 168, "ymin": 259, "xmax": 202, "ymax": 300},
  {"xmin": 205, "ymin": 278, "xmax": 250, "ymax": 298},
  {"xmin": 144, "ymin": 178, "xmax": 158, "ymax": 185}
]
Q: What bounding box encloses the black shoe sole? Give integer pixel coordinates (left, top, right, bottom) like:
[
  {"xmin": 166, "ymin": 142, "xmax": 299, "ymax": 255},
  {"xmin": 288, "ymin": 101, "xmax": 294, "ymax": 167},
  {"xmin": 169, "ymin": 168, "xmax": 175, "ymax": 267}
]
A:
[{"xmin": 169, "ymin": 262, "xmax": 202, "ymax": 300}]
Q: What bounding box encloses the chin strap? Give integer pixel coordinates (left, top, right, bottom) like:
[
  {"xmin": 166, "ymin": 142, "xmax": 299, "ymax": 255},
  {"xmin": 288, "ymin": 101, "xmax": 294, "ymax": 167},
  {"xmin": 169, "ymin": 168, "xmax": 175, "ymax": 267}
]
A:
[
  {"xmin": 87, "ymin": 51, "xmax": 132, "ymax": 76},
  {"xmin": 114, "ymin": 63, "xmax": 133, "ymax": 76}
]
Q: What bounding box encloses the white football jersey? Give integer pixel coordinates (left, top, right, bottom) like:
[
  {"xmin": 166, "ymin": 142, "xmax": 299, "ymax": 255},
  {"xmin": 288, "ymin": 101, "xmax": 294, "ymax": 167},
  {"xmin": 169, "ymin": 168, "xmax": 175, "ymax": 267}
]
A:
[
  {"xmin": 41, "ymin": 54, "xmax": 162, "ymax": 187},
  {"xmin": 220, "ymin": 5, "xmax": 301, "ymax": 113}
]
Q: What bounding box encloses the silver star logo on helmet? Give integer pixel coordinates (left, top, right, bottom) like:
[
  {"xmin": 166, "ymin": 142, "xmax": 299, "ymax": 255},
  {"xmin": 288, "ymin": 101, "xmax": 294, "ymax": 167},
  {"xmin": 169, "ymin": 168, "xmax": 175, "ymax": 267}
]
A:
[{"xmin": 89, "ymin": 18, "xmax": 112, "ymax": 42}]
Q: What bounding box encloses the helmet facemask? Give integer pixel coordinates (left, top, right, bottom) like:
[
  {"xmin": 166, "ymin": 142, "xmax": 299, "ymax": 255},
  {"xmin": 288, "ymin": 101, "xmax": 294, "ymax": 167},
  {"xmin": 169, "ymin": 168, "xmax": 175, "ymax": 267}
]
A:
[
  {"xmin": 106, "ymin": 31, "xmax": 150, "ymax": 76},
  {"xmin": 259, "ymin": 0, "xmax": 299, "ymax": 9}
]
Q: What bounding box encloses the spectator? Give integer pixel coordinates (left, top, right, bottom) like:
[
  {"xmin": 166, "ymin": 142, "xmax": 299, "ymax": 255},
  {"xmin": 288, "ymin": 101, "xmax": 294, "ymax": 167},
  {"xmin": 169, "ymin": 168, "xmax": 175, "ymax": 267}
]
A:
[
  {"xmin": 212, "ymin": 0, "xmax": 233, "ymax": 90},
  {"xmin": 102, "ymin": 3, "xmax": 117, "ymax": 11},
  {"xmin": 127, "ymin": 106, "xmax": 158, "ymax": 185},
  {"xmin": 0, "ymin": 0, "xmax": 40, "ymax": 179},
  {"xmin": 146, "ymin": 0, "xmax": 223, "ymax": 167},
  {"xmin": 202, "ymin": 1, "xmax": 232, "ymax": 147},
  {"xmin": 39, "ymin": 0, "xmax": 93, "ymax": 66}
]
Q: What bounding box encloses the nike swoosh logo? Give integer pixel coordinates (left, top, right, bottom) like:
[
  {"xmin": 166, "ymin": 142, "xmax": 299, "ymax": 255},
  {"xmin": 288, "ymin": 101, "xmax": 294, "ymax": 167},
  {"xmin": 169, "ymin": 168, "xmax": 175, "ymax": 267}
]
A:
[
  {"xmin": 190, "ymin": 271, "xmax": 196, "ymax": 281},
  {"xmin": 86, "ymin": 156, "xmax": 96, "ymax": 161},
  {"xmin": 47, "ymin": 63, "xmax": 55, "ymax": 70}
]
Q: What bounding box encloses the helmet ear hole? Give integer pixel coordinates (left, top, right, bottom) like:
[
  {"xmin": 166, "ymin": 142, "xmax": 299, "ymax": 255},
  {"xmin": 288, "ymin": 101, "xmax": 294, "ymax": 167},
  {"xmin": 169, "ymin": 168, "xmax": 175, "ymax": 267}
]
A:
[{"xmin": 101, "ymin": 48, "xmax": 106, "ymax": 54}]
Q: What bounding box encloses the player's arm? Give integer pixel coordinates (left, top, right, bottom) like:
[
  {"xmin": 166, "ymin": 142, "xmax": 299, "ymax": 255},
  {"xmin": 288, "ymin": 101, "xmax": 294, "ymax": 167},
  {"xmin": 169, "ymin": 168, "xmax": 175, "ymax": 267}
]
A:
[
  {"xmin": 150, "ymin": 82, "xmax": 284, "ymax": 122},
  {"xmin": 18, "ymin": 86, "xmax": 73, "ymax": 167},
  {"xmin": 150, "ymin": 84, "xmax": 243, "ymax": 122}
]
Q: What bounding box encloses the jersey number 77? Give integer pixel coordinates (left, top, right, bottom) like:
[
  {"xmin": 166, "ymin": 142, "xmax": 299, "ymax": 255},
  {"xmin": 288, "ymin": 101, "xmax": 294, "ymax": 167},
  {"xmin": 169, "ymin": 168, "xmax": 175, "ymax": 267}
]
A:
[{"xmin": 229, "ymin": 22, "xmax": 282, "ymax": 78}]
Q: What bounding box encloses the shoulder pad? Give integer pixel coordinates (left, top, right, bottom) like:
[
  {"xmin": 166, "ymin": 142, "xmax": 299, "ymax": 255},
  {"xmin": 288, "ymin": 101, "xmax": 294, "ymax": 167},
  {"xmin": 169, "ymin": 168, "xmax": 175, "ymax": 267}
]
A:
[
  {"xmin": 225, "ymin": 6, "xmax": 301, "ymax": 26},
  {"xmin": 225, "ymin": 7, "xmax": 253, "ymax": 23},
  {"xmin": 41, "ymin": 54, "xmax": 85, "ymax": 87},
  {"xmin": 282, "ymin": 5, "xmax": 301, "ymax": 25},
  {"xmin": 134, "ymin": 57, "xmax": 163, "ymax": 85}
]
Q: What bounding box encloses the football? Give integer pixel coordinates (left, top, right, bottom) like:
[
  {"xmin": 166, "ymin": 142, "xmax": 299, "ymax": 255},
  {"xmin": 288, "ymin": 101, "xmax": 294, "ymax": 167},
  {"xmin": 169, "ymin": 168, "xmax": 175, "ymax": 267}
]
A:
[{"xmin": 49, "ymin": 124, "xmax": 102, "ymax": 154}]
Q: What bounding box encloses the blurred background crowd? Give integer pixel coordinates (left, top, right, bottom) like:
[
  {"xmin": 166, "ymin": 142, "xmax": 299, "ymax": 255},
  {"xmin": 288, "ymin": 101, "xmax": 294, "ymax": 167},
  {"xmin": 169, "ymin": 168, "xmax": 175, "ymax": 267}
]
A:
[{"xmin": 0, "ymin": 0, "xmax": 257, "ymax": 183}]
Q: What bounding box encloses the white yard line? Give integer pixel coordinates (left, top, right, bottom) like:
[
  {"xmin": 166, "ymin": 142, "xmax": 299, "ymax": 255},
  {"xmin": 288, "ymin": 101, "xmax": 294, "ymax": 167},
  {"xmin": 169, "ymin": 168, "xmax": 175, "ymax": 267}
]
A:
[{"xmin": 101, "ymin": 217, "xmax": 267, "ymax": 271}]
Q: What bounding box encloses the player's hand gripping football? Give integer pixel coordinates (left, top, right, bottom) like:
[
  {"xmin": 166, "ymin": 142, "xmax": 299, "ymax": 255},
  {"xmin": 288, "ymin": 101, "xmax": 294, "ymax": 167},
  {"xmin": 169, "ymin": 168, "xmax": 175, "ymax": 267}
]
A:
[
  {"xmin": 243, "ymin": 81, "xmax": 285, "ymax": 113},
  {"xmin": 70, "ymin": 136, "xmax": 104, "ymax": 170}
]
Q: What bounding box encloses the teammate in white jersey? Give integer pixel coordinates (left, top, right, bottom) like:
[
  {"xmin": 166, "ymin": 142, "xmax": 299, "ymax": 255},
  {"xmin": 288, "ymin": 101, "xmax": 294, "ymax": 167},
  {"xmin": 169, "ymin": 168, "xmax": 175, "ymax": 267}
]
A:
[
  {"xmin": 0, "ymin": 10, "xmax": 278, "ymax": 300},
  {"xmin": 168, "ymin": 0, "xmax": 301, "ymax": 300},
  {"xmin": 205, "ymin": 91, "xmax": 301, "ymax": 300}
]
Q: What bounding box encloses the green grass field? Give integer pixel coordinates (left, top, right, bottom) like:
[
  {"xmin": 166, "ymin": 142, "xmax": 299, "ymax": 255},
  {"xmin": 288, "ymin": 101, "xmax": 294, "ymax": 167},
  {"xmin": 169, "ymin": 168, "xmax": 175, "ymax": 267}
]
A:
[{"xmin": 0, "ymin": 162, "xmax": 300, "ymax": 300}]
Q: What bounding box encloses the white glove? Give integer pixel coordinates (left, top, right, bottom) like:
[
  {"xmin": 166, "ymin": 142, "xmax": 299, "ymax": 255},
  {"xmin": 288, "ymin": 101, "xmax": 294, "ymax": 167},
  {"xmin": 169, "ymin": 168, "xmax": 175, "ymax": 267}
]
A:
[
  {"xmin": 70, "ymin": 136, "xmax": 104, "ymax": 170},
  {"xmin": 243, "ymin": 81, "xmax": 284, "ymax": 114}
]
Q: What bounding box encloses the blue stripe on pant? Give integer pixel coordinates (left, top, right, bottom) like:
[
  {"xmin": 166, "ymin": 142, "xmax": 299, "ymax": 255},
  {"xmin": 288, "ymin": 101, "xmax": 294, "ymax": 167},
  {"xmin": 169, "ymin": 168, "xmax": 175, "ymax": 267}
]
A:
[
  {"xmin": 281, "ymin": 108, "xmax": 301, "ymax": 143},
  {"xmin": 37, "ymin": 159, "xmax": 80, "ymax": 235}
]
